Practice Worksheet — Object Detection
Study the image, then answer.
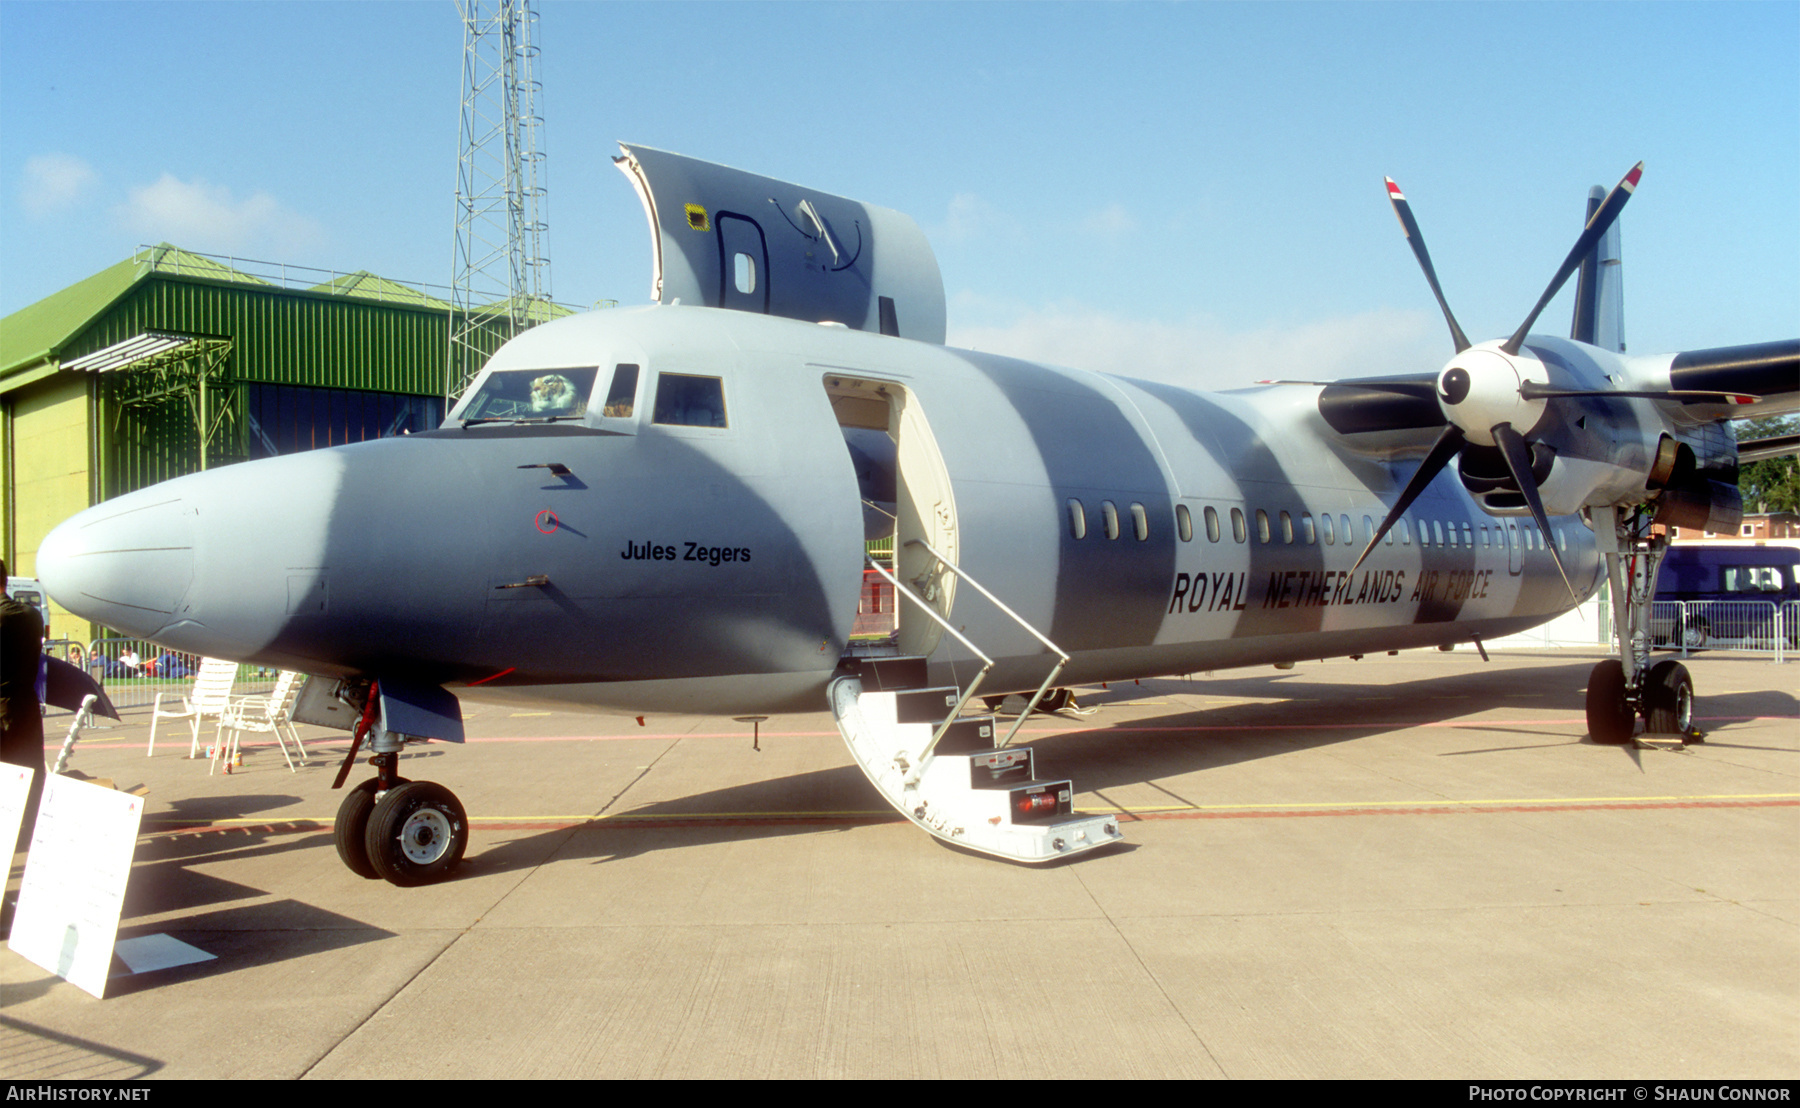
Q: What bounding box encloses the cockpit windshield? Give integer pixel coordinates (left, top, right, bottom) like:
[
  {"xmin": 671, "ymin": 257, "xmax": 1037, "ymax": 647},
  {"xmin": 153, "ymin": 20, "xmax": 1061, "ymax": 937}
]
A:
[{"xmin": 459, "ymin": 367, "xmax": 599, "ymax": 423}]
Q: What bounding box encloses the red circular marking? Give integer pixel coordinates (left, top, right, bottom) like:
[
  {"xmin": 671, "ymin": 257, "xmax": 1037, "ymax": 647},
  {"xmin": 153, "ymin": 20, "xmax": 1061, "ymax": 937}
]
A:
[{"xmin": 535, "ymin": 509, "xmax": 559, "ymax": 534}]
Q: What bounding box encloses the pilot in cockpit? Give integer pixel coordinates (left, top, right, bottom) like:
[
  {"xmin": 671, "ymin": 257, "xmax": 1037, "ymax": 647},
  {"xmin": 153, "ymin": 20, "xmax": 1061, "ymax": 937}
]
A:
[{"xmin": 528, "ymin": 373, "xmax": 580, "ymax": 414}]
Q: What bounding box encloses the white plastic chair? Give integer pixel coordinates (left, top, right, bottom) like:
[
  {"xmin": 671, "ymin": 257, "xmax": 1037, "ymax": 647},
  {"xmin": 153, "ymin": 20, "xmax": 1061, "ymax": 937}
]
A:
[
  {"xmin": 147, "ymin": 657, "xmax": 239, "ymax": 758},
  {"xmin": 213, "ymin": 670, "xmax": 308, "ymax": 774}
]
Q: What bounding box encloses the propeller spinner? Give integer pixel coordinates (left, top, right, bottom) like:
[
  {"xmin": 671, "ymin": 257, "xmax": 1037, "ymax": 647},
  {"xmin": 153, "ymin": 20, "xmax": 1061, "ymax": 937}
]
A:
[{"xmin": 1351, "ymin": 163, "xmax": 1649, "ymax": 595}]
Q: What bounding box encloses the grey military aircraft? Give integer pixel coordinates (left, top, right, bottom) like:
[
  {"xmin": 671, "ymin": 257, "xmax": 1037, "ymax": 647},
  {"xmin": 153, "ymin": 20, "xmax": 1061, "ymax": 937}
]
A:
[{"xmin": 37, "ymin": 146, "xmax": 1800, "ymax": 884}]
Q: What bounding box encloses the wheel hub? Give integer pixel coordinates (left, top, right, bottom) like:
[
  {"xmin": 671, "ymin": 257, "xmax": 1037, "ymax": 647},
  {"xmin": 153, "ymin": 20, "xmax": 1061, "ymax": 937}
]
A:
[{"xmin": 399, "ymin": 808, "xmax": 453, "ymax": 864}]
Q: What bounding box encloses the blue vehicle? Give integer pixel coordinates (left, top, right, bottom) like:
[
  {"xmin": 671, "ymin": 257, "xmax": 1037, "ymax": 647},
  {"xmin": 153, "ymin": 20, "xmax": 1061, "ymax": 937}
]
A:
[{"xmin": 1653, "ymin": 542, "xmax": 1800, "ymax": 648}]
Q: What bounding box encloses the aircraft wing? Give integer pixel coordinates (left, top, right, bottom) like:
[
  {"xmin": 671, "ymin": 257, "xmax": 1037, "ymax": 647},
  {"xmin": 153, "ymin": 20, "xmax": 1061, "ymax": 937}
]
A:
[{"xmin": 615, "ymin": 143, "xmax": 946, "ymax": 343}]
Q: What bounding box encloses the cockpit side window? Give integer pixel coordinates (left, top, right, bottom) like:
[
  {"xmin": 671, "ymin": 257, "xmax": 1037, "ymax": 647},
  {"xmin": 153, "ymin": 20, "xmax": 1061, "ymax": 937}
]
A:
[
  {"xmin": 602, "ymin": 364, "xmax": 640, "ymax": 417},
  {"xmin": 460, "ymin": 366, "xmax": 598, "ymax": 423},
  {"xmin": 653, "ymin": 373, "xmax": 728, "ymax": 428}
]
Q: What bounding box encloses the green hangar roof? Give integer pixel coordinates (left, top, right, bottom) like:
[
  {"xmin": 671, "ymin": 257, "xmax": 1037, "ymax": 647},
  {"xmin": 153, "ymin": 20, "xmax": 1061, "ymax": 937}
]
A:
[{"xmin": 1, "ymin": 244, "xmax": 462, "ymax": 398}]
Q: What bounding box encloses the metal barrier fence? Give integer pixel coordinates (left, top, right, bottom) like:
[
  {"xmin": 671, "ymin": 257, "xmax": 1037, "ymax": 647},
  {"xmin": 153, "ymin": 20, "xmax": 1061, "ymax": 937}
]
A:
[
  {"xmin": 41, "ymin": 637, "xmax": 277, "ymax": 719},
  {"xmin": 1650, "ymin": 600, "xmax": 1795, "ymax": 661}
]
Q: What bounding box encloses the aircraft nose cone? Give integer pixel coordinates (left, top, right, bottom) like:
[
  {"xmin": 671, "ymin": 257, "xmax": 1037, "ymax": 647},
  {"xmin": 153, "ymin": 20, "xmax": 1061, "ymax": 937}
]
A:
[{"xmin": 39, "ymin": 490, "xmax": 198, "ymax": 638}]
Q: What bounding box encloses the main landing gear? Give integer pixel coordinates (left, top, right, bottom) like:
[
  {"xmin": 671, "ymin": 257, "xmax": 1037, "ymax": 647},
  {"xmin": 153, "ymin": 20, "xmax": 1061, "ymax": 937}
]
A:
[
  {"xmin": 331, "ymin": 682, "xmax": 469, "ymax": 886},
  {"xmin": 1587, "ymin": 508, "xmax": 1702, "ymax": 746}
]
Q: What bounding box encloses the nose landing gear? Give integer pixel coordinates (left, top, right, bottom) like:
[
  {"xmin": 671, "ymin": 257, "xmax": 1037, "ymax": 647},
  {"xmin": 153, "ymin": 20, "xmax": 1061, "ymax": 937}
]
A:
[{"xmin": 330, "ymin": 681, "xmax": 470, "ymax": 886}]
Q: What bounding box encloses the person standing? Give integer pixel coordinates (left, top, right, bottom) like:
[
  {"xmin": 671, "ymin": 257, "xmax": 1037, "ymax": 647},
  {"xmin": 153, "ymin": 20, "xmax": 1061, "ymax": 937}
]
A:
[{"xmin": 1, "ymin": 558, "xmax": 47, "ymax": 859}]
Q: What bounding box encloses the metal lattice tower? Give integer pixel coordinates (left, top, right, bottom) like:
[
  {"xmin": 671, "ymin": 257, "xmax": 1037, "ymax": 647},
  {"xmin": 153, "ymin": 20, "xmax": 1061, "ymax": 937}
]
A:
[{"xmin": 448, "ymin": 0, "xmax": 550, "ymax": 403}]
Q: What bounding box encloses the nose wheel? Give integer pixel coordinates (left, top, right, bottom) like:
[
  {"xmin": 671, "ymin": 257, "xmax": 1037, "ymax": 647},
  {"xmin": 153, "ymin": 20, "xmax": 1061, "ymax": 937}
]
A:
[
  {"xmin": 362, "ymin": 781, "xmax": 469, "ymax": 886},
  {"xmin": 327, "ymin": 681, "xmax": 470, "ymax": 886}
]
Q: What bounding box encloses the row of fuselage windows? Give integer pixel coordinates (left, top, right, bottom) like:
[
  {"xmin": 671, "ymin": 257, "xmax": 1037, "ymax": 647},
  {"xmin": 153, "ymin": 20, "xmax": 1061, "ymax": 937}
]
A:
[{"xmin": 1065, "ymin": 498, "xmax": 1566, "ymax": 553}]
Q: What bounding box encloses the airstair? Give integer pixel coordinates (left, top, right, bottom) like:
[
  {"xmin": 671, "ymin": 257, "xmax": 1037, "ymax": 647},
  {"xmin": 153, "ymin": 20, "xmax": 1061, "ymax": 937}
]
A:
[{"xmin": 830, "ymin": 543, "xmax": 1123, "ymax": 862}]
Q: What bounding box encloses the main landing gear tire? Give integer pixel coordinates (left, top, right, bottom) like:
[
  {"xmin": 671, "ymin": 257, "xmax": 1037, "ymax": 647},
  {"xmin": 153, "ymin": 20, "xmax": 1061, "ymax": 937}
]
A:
[
  {"xmin": 335, "ymin": 777, "xmax": 409, "ymax": 880},
  {"xmin": 365, "ymin": 781, "xmax": 468, "ymax": 887},
  {"xmin": 1644, "ymin": 660, "xmax": 1695, "ymax": 736},
  {"xmin": 1585, "ymin": 660, "xmax": 1636, "ymax": 745}
]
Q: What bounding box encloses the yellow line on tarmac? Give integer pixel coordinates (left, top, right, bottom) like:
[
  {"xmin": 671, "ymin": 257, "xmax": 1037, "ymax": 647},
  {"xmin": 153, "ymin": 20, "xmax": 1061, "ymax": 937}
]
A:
[{"xmin": 1083, "ymin": 792, "xmax": 1800, "ymax": 815}]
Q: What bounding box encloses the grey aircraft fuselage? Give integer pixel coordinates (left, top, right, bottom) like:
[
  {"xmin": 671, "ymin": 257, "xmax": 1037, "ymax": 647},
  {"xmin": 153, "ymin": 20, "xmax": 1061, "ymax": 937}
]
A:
[{"xmin": 40, "ymin": 302, "xmax": 1607, "ymax": 717}]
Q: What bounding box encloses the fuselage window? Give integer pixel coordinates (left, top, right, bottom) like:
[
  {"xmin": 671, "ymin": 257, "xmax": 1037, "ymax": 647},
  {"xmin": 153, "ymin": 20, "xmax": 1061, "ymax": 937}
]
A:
[
  {"xmin": 1255, "ymin": 509, "xmax": 1271, "ymax": 544},
  {"xmin": 1131, "ymin": 503, "xmax": 1149, "ymax": 542},
  {"xmin": 1102, "ymin": 500, "xmax": 1120, "ymax": 541},
  {"xmin": 1321, "ymin": 513, "xmax": 1335, "ymax": 545},
  {"xmin": 1279, "ymin": 510, "xmax": 1294, "ymax": 544},
  {"xmin": 1433, "ymin": 521, "xmax": 1445, "ymax": 547},
  {"xmin": 1480, "ymin": 524, "xmax": 1489, "ymax": 549},
  {"xmin": 1068, "ymin": 499, "xmax": 1087, "ymax": 540},
  {"xmin": 1204, "ymin": 505, "xmax": 1221, "ymax": 543},
  {"xmin": 1556, "ymin": 527, "xmax": 1567, "ymax": 552},
  {"xmin": 733, "ymin": 252, "xmax": 758, "ymax": 295},
  {"xmin": 1462, "ymin": 523, "xmax": 1473, "ymax": 547},
  {"xmin": 1341, "ymin": 514, "xmax": 1353, "ymax": 545},
  {"xmin": 1231, "ymin": 508, "xmax": 1247, "ymax": 543},
  {"xmin": 1301, "ymin": 513, "xmax": 1316, "ymax": 545},
  {"xmin": 602, "ymin": 364, "xmax": 639, "ymax": 417},
  {"xmin": 1416, "ymin": 519, "xmax": 1429, "ymax": 548},
  {"xmin": 1177, "ymin": 504, "xmax": 1193, "ymax": 542},
  {"xmin": 653, "ymin": 373, "xmax": 728, "ymax": 428}
]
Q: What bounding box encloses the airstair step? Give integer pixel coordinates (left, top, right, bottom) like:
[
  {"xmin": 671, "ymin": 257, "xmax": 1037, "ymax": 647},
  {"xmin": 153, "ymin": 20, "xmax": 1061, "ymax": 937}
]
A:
[
  {"xmin": 858, "ymin": 655, "xmax": 930, "ymax": 692},
  {"xmin": 1006, "ymin": 779, "xmax": 1075, "ymax": 825},
  {"xmin": 895, "ymin": 686, "xmax": 962, "ymax": 724},
  {"xmin": 828, "ymin": 675, "xmax": 1122, "ymax": 863},
  {"xmin": 936, "ymin": 716, "xmax": 999, "ymax": 755},
  {"xmin": 967, "ymin": 746, "xmax": 1033, "ymax": 786}
]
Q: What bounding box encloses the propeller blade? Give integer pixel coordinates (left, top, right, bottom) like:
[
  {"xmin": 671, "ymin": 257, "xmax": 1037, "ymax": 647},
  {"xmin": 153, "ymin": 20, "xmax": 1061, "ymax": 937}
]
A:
[
  {"xmin": 1518, "ymin": 383, "xmax": 1762, "ymax": 404},
  {"xmin": 1385, "ymin": 177, "xmax": 1472, "ymax": 354},
  {"xmin": 1492, "ymin": 422, "xmax": 1578, "ymax": 600},
  {"xmin": 1502, "ymin": 162, "xmax": 1644, "ymax": 355},
  {"xmin": 1350, "ymin": 423, "xmax": 1465, "ymax": 573}
]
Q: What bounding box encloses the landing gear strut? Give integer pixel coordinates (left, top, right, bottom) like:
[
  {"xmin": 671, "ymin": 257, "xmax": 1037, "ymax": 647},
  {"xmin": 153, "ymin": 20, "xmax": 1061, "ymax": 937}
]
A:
[
  {"xmin": 330, "ymin": 681, "xmax": 469, "ymax": 886},
  {"xmin": 1590, "ymin": 507, "xmax": 1700, "ymax": 744}
]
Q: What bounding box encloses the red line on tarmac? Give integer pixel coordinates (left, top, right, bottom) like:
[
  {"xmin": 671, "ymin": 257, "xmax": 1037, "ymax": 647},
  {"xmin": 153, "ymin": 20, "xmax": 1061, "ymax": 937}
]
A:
[
  {"xmin": 65, "ymin": 713, "xmax": 1800, "ymax": 753},
  {"xmin": 139, "ymin": 797, "xmax": 1798, "ymax": 838}
]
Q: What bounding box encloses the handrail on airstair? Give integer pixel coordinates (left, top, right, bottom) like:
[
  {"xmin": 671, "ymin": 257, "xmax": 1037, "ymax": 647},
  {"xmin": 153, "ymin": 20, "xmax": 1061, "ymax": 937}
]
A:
[
  {"xmin": 900, "ymin": 538, "xmax": 1072, "ymax": 749},
  {"xmin": 862, "ymin": 557, "xmax": 993, "ymax": 779}
]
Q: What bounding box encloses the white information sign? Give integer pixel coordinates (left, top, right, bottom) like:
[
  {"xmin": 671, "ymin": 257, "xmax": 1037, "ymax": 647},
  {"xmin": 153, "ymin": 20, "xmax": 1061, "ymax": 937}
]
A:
[{"xmin": 7, "ymin": 773, "xmax": 145, "ymax": 998}]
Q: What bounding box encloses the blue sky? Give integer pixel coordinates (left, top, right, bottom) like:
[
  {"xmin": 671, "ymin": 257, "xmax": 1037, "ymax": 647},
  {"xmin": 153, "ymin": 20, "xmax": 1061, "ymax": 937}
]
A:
[{"xmin": 3, "ymin": 1, "xmax": 1795, "ymax": 387}]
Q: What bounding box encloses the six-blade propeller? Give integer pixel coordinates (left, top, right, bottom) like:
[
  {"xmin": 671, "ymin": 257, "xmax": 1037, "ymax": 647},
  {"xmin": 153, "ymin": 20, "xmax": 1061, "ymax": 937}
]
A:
[{"xmin": 1346, "ymin": 161, "xmax": 1759, "ymax": 601}]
